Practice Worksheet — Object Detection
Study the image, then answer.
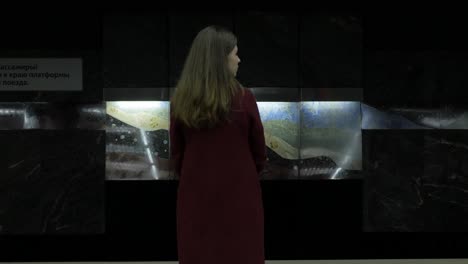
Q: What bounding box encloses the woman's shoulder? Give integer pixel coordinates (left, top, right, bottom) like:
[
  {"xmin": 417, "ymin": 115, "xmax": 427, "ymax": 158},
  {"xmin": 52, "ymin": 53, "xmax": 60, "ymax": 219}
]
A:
[
  {"xmin": 242, "ymin": 87, "xmax": 257, "ymax": 103},
  {"xmin": 238, "ymin": 84, "xmax": 253, "ymax": 98}
]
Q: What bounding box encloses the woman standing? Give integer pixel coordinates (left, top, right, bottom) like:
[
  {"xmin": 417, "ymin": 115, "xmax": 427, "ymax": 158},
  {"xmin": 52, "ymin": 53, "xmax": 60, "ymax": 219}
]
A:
[{"xmin": 170, "ymin": 25, "xmax": 267, "ymax": 264}]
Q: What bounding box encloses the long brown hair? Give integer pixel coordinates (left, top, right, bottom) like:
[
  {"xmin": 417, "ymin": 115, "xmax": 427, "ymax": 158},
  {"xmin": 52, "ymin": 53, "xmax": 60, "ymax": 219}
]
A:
[{"xmin": 170, "ymin": 25, "xmax": 245, "ymax": 129}]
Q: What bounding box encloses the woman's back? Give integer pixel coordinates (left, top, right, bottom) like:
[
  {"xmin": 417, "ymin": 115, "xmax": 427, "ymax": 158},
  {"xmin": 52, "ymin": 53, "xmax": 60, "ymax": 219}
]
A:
[{"xmin": 171, "ymin": 87, "xmax": 267, "ymax": 264}]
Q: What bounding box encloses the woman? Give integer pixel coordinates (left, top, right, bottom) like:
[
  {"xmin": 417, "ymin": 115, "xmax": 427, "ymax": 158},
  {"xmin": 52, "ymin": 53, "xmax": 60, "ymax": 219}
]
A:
[{"xmin": 170, "ymin": 25, "xmax": 267, "ymax": 264}]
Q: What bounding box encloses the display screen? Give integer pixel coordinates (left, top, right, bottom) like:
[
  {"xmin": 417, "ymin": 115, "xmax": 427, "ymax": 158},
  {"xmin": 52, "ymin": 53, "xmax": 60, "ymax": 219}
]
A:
[{"xmin": 3, "ymin": 100, "xmax": 467, "ymax": 180}]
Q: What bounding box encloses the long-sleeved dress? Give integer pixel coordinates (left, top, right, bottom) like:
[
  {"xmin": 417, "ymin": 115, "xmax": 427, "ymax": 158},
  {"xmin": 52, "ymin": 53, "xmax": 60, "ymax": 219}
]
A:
[{"xmin": 170, "ymin": 87, "xmax": 267, "ymax": 264}]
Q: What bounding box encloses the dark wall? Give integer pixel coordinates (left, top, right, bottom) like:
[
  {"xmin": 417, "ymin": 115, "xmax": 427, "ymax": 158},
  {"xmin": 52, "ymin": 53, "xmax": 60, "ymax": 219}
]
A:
[
  {"xmin": 2, "ymin": 9, "xmax": 468, "ymax": 261},
  {"xmin": 0, "ymin": 11, "xmax": 102, "ymax": 103}
]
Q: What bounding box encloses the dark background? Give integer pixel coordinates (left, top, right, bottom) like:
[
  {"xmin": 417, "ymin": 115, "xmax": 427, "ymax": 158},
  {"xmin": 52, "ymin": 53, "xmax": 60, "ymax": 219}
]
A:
[{"xmin": 1, "ymin": 8, "xmax": 468, "ymax": 261}]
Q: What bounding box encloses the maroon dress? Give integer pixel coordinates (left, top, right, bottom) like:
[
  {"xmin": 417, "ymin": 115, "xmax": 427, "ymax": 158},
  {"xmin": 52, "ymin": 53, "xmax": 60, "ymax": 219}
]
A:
[{"xmin": 170, "ymin": 87, "xmax": 267, "ymax": 264}]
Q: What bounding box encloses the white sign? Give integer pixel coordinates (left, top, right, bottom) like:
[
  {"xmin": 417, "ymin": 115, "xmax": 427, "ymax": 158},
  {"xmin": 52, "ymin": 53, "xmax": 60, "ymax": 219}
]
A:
[{"xmin": 0, "ymin": 58, "xmax": 82, "ymax": 91}]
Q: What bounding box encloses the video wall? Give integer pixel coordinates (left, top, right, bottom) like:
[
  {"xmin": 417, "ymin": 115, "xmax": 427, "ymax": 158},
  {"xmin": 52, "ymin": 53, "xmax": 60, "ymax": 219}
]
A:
[{"xmin": 4, "ymin": 88, "xmax": 466, "ymax": 181}]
